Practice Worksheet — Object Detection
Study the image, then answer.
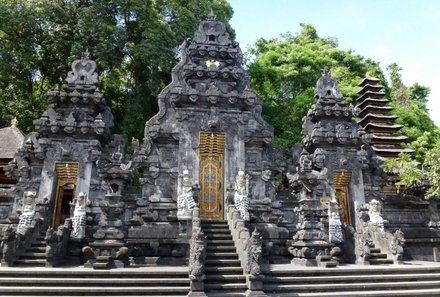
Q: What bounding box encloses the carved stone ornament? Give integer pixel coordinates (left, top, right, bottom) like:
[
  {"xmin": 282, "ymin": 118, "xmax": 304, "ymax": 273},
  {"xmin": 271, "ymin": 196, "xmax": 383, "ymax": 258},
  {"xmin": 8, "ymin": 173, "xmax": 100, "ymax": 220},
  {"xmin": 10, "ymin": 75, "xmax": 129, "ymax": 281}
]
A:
[
  {"xmin": 314, "ymin": 68, "xmax": 342, "ymax": 100},
  {"xmin": 66, "ymin": 52, "xmax": 98, "ymax": 85}
]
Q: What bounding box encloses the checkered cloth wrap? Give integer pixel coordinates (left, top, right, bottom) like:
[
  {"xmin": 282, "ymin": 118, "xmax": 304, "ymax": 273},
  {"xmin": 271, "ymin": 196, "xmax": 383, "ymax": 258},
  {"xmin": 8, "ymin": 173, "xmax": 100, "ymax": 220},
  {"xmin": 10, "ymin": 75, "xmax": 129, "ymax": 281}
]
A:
[
  {"xmin": 329, "ymin": 218, "xmax": 344, "ymax": 243},
  {"xmin": 72, "ymin": 214, "xmax": 86, "ymax": 238},
  {"xmin": 17, "ymin": 213, "xmax": 34, "ymax": 234},
  {"xmin": 234, "ymin": 193, "xmax": 249, "ymax": 220},
  {"xmin": 177, "ymin": 191, "xmax": 196, "ymax": 210}
]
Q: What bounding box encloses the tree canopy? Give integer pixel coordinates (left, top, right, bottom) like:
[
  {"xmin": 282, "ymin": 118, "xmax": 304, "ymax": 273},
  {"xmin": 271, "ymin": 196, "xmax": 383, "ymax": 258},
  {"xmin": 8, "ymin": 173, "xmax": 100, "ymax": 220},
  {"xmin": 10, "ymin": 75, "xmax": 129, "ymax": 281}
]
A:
[
  {"xmin": 0, "ymin": 0, "xmax": 234, "ymax": 140},
  {"xmin": 247, "ymin": 23, "xmax": 385, "ymax": 148}
]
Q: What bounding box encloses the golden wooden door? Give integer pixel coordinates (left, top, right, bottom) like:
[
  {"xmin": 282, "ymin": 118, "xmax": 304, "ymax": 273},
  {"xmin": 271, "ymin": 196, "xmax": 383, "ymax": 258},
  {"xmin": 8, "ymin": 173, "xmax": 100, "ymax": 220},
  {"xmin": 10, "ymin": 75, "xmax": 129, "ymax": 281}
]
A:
[
  {"xmin": 333, "ymin": 171, "xmax": 352, "ymax": 225},
  {"xmin": 199, "ymin": 132, "xmax": 225, "ymax": 220}
]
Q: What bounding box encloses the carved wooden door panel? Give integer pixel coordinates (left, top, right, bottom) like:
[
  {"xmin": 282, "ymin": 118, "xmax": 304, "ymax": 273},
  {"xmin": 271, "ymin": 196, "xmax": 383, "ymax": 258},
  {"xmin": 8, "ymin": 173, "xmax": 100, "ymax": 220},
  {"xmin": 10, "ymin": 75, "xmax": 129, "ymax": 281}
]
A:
[
  {"xmin": 333, "ymin": 171, "xmax": 352, "ymax": 225},
  {"xmin": 199, "ymin": 132, "xmax": 225, "ymax": 220}
]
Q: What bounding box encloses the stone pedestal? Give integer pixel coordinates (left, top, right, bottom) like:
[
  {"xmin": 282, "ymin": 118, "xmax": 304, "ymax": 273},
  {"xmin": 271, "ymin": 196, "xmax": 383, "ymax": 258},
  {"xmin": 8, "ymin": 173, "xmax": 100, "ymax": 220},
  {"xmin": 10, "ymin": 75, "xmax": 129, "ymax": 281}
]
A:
[{"xmin": 90, "ymin": 194, "xmax": 127, "ymax": 269}]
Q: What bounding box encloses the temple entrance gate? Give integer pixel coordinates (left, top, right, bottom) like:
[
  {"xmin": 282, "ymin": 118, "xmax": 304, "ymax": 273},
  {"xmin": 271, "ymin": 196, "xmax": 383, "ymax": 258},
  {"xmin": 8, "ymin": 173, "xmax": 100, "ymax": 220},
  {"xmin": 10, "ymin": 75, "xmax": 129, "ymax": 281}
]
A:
[
  {"xmin": 199, "ymin": 132, "xmax": 225, "ymax": 220},
  {"xmin": 52, "ymin": 162, "xmax": 78, "ymax": 229}
]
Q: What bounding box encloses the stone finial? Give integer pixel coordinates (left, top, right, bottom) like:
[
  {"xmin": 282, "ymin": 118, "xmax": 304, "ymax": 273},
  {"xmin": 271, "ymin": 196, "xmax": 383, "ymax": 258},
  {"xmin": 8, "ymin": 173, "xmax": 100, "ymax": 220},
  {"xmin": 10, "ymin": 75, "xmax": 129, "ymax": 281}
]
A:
[
  {"xmin": 10, "ymin": 117, "xmax": 18, "ymax": 127},
  {"xmin": 66, "ymin": 52, "xmax": 98, "ymax": 85},
  {"xmin": 314, "ymin": 68, "xmax": 342, "ymax": 100},
  {"xmin": 206, "ymin": 9, "xmax": 217, "ymax": 21}
]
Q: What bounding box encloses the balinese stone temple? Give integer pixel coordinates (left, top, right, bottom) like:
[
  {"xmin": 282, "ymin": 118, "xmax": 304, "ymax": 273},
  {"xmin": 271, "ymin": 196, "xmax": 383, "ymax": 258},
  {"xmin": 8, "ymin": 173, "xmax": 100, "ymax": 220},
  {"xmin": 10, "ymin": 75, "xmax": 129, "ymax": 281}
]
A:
[{"xmin": 0, "ymin": 14, "xmax": 440, "ymax": 297}]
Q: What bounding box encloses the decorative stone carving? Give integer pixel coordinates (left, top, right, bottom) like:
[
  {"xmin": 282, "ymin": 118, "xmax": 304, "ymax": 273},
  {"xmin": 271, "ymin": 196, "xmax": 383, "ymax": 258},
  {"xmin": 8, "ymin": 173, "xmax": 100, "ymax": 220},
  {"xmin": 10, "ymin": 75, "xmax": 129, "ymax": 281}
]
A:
[
  {"xmin": 234, "ymin": 171, "xmax": 250, "ymax": 221},
  {"xmin": 71, "ymin": 192, "xmax": 87, "ymax": 239},
  {"xmin": 177, "ymin": 170, "xmax": 196, "ymax": 219},
  {"xmin": 1, "ymin": 225, "xmax": 16, "ymax": 266},
  {"xmin": 390, "ymin": 229, "xmax": 405, "ymax": 264},
  {"xmin": 245, "ymin": 229, "xmax": 263, "ymax": 276},
  {"xmin": 189, "ymin": 224, "xmax": 206, "ymax": 282}
]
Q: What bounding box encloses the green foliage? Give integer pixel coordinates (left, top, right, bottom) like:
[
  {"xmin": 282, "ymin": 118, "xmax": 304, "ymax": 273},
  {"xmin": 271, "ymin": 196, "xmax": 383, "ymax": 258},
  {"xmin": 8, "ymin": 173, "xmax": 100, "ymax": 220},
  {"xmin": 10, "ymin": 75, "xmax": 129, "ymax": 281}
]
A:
[
  {"xmin": 425, "ymin": 141, "xmax": 440, "ymax": 198},
  {"xmin": 247, "ymin": 24, "xmax": 384, "ymax": 147},
  {"xmin": 383, "ymin": 153, "xmax": 423, "ymax": 192},
  {"xmin": 386, "ymin": 65, "xmax": 439, "ymax": 162},
  {"xmin": 0, "ymin": 0, "xmax": 234, "ymax": 140}
]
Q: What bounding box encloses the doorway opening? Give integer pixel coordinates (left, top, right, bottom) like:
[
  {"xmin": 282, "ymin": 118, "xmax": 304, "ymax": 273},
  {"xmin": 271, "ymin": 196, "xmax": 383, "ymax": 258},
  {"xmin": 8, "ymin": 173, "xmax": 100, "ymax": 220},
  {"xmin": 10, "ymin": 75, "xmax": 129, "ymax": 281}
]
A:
[{"xmin": 52, "ymin": 163, "xmax": 78, "ymax": 229}]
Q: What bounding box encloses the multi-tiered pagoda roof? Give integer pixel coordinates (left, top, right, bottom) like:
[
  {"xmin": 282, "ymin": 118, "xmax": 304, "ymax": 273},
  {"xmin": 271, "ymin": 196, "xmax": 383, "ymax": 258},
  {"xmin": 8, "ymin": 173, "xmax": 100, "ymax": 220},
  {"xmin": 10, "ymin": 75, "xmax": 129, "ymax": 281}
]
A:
[{"xmin": 356, "ymin": 76, "xmax": 412, "ymax": 159}]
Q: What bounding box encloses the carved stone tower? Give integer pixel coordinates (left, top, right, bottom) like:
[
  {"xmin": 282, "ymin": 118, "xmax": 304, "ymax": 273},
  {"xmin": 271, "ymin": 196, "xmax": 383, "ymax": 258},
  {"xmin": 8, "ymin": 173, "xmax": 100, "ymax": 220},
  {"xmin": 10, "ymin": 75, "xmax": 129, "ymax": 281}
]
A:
[
  {"xmin": 5, "ymin": 53, "xmax": 131, "ymax": 267},
  {"xmin": 130, "ymin": 14, "xmax": 274, "ymax": 257},
  {"xmin": 288, "ymin": 70, "xmax": 374, "ymax": 266}
]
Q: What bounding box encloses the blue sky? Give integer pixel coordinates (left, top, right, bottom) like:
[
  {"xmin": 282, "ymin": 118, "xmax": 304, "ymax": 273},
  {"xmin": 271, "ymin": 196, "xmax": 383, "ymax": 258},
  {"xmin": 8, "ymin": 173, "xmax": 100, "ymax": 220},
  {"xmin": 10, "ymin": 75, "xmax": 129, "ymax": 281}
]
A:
[{"xmin": 228, "ymin": 0, "xmax": 440, "ymax": 126}]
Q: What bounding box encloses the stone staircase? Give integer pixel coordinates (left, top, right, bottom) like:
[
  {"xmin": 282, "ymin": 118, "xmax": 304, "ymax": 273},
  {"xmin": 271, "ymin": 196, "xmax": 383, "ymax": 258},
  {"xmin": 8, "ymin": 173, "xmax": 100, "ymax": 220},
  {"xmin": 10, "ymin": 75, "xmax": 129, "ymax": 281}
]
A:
[
  {"xmin": 0, "ymin": 267, "xmax": 190, "ymax": 296},
  {"xmin": 263, "ymin": 264, "xmax": 440, "ymax": 296},
  {"xmin": 369, "ymin": 245, "xmax": 394, "ymax": 265},
  {"xmin": 14, "ymin": 233, "xmax": 46, "ymax": 267},
  {"xmin": 201, "ymin": 220, "xmax": 248, "ymax": 297}
]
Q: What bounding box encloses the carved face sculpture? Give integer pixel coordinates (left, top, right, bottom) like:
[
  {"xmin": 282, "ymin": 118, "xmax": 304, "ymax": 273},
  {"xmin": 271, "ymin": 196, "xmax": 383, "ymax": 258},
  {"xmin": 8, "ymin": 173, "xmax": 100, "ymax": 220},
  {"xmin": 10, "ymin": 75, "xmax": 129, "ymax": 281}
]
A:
[
  {"xmin": 23, "ymin": 191, "xmax": 35, "ymax": 212},
  {"xmin": 182, "ymin": 169, "xmax": 191, "ymax": 186},
  {"xmin": 236, "ymin": 171, "xmax": 245, "ymax": 186},
  {"xmin": 369, "ymin": 199, "xmax": 380, "ymax": 213},
  {"xmin": 313, "ymin": 149, "xmax": 326, "ymax": 169},
  {"xmin": 77, "ymin": 192, "xmax": 85, "ymax": 203}
]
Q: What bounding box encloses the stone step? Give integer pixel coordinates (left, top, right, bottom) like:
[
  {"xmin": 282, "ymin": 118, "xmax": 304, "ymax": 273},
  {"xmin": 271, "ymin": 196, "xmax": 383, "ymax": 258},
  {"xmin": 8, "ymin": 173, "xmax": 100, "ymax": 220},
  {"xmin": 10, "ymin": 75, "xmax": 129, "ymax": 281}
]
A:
[
  {"xmin": 0, "ymin": 286, "xmax": 190, "ymax": 295},
  {"xmin": 201, "ymin": 223, "xmax": 229, "ymax": 227},
  {"xmin": 31, "ymin": 241, "xmax": 46, "ymax": 247},
  {"xmin": 206, "ymin": 239, "xmax": 235, "ymax": 246},
  {"xmin": 205, "ymin": 282, "xmax": 248, "ymax": 291},
  {"xmin": 268, "ymin": 288, "xmax": 440, "ymax": 297},
  {"xmin": 369, "ymin": 258, "xmax": 394, "ymax": 265},
  {"xmin": 266, "ymin": 266, "xmax": 440, "ymax": 277},
  {"xmin": 19, "ymin": 252, "xmax": 46, "ymax": 259},
  {"xmin": 27, "ymin": 246, "xmax": 46, "ymax": 253},
  {"xmin": 202, "ymin": 228, "xmax": 231, "ymax": 234},
  {"xmin": 205, "ymin": 266, "xmax": 244, "ymax": 274},
  {"xmin": 14, "ymin": 259, "xmax": 46, "ymax": 266},
  {"xmin": 265, "ymin": 272, "xmax": 440, "ymax": 284},
  {"xmin": 205, "ymin": 274, "xmax": 246, "ymax": 283},
  {"xmin": 369, "ymin": 253, "xmax": 388, "ymax": 259},
  {"xmin": 202, "ymin": 293, "xmax": 245, "ymax": 297},
  {"xmin": 206, "ymin": 234, "xmax": 233, "ymax": 239},
  {"xmin": 205, "ymin": 259, "xmax": 241, "ymax": 267},
  {"xmin": 0, "ymin": 269, "xmax": 189, "ymax": 278},
  {"xmin": 264, "ymin": 280, "xmax": 440, "ymax": 292},
  {"xmin": 207, "ymin": 246, "xmax": 237, "ymax": 252},
  {"xmin": 0, "ymin": 277, "xmax": 189, "ymax": 286},
  {"xmin": 206, "ymin": 252, "xmax": 239, "ymax": 259}
]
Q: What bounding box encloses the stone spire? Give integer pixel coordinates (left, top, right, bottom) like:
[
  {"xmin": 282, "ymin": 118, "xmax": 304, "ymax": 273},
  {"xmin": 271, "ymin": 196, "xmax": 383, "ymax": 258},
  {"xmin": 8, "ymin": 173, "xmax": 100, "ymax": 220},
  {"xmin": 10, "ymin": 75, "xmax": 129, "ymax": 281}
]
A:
[
  {"xmin": 355, "ymin": 75, "xmax": 412, "ymax": 159},
  {"xmin": 33, "ymin": 52, "xmax": 113, "ymax": 142}
]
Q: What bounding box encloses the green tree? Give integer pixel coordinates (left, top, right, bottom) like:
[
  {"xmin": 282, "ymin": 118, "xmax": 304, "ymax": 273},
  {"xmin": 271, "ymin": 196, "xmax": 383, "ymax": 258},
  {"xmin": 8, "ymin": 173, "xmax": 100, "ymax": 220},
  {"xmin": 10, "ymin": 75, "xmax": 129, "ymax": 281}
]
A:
[
  {"xmin": 386, "ymin": 64, "xmax": 439, "ymax": 162},
  {"xmin": 247, "ymin": 24, "xmax": 384, "ymax": 147},
  {"xmin": 0, "ymin": 0, "xmax": 234, "ymax": 141}
]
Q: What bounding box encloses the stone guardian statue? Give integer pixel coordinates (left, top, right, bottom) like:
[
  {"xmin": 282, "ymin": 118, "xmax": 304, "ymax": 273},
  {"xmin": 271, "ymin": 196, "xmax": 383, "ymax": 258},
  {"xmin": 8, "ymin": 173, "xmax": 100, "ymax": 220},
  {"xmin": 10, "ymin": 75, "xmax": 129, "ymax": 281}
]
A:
[
  {"xmin": 234, "ymin": 171, "xmax": 250, "ymax": 221},
  {"xmin": 368, "ymin": 199, "xmax": 384, "ymax": 229},
  {"xmin": 17, "ymin": 191, "xmax": 36, "ymax": 234},
  {"xmin": 177, "ymin": 170, "xmax": 196, "ymax": 219},
  {"xmin": 71, "ymin": 192, "xmax": 87, "ymax": 239}
]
